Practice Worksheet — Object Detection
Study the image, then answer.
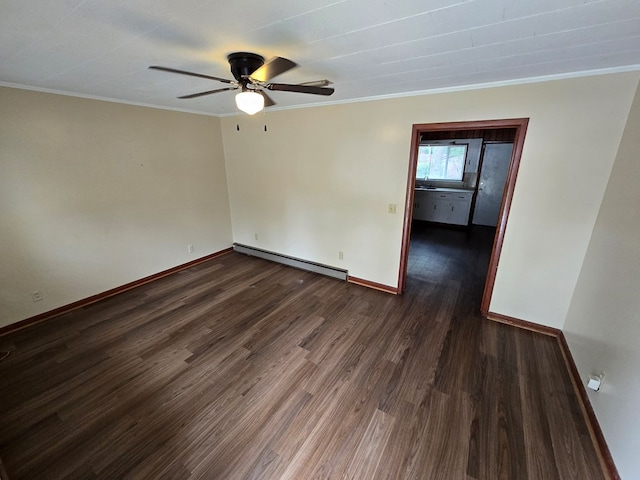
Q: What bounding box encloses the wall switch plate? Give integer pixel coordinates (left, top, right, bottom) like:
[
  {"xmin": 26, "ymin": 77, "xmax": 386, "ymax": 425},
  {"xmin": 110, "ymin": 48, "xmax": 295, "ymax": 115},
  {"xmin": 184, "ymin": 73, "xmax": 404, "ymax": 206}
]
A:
[
  {"xmin": 254, "ymin": 233, "xmax": 259, "ymax": 241},
  {"xmin": 32, "ymin": 291, "xmax": 43, "ymax": 302},
  {"xmin": 338, "ymin": 251, "xmax": 344, "ymax": 260},
  {"xmin": 188, "ymin": 244, "xmax": 194, "ymax": 253},
  {"xmin": 388, "ymin": 204, "xmax": 398, "ymax": 214}
]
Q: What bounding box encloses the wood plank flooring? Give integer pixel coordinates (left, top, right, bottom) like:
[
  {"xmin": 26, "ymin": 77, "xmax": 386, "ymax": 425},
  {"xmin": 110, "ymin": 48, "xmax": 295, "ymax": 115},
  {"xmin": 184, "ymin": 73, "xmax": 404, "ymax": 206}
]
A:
[{"xmin": 0, "ymin": 224, "xmax": 606, "ymax": 479}]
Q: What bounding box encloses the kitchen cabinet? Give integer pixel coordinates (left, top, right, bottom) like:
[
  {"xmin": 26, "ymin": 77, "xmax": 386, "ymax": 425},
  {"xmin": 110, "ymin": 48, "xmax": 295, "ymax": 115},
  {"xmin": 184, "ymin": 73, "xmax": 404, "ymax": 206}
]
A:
[
  {"xmin": 413, "ymin": 189, "xmax": 473, "ymax": 226},
  {"xmin": 449, "ymin": 194, "xmax": 473, "ymax": 225},
  {"xmin": 463, "ymin": 139, "xmax": 483, "ymax": 173},
  {"xmin": 413, "ymin": 190, "xmax": 430, "ymax": 221}
]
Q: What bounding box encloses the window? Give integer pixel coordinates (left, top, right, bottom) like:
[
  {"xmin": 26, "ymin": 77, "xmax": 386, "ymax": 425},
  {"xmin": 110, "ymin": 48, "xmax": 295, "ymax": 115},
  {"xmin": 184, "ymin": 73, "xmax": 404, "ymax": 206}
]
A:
[{"xmin": 416, "ymin": 144, "xmax": 467, "ymax": 181}]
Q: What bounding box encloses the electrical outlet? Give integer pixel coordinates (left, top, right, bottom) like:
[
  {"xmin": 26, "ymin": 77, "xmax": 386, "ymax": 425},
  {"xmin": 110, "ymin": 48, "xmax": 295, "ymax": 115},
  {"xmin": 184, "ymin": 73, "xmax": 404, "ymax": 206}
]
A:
[
  {"xmin": 188, "ymin": 244, "xmax": 194, "ymax": 253},
  {"xmin": 388, "ymin": 203, "xmax": 398, "ymax": 214},
  {"xmin": 338, "ymin": 251, "xmax": 344, "ymax": 260},
  {"xmin": 254, "ymin": 233, "xmax": 259, "ymax": 241},
  {"xmin": 32, "ymin": 291, "xmax": 43, "ymax": 302}
]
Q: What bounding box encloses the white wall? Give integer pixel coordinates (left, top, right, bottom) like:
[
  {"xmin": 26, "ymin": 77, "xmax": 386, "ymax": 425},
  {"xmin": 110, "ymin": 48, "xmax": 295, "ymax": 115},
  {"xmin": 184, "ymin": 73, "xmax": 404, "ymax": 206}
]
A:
[
  {"xmin": 0, "ymin": 87, "xmax": 233, "ymax": 328},
  {"xmin": 3, "ymin": 72, "xmax": 639, "ymax": 334},
  {"xmin": 222, "ymin": 72, "xmax": 639, "ymax": 329},
  {"xmin": 563, "ymin": 80, "xmax": 640, "ymax": 479}
]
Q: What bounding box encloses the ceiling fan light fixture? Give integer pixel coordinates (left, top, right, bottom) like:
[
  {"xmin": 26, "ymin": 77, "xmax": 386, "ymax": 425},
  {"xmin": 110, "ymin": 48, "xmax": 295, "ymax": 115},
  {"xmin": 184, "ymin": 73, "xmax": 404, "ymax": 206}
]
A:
[{"xmin": 235, "ymin": 90, "xmax": 264, "ymax": 115}]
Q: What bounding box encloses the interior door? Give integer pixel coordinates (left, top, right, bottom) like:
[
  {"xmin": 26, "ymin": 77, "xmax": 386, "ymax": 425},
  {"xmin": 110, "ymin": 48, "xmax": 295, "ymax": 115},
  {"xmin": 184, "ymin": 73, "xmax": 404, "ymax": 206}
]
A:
[{"xmin": 472, "ymin": 143, "xmax": 513, "ymax": 227}]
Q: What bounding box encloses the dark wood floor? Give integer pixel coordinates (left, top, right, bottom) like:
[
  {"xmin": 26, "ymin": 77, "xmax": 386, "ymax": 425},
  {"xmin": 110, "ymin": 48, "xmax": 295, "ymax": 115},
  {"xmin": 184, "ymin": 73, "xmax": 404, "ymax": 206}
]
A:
[{"xmin": 0, "ymin": 224, "xmax": 605, "ymax": 479}]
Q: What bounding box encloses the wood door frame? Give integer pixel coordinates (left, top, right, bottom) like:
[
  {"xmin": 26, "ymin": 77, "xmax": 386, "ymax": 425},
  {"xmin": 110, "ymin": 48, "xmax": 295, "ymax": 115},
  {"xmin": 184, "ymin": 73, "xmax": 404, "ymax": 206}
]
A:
[{"xmin": 397, "ymin": 118, "xmax": 529, "ymax": 316}]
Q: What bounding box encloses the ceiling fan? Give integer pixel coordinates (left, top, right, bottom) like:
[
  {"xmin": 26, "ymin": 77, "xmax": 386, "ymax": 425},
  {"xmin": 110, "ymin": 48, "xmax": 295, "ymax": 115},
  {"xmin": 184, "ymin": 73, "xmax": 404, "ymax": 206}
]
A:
[{"xmin": 149, "ymin": 52, "xmax": 334, "ymax": 115}]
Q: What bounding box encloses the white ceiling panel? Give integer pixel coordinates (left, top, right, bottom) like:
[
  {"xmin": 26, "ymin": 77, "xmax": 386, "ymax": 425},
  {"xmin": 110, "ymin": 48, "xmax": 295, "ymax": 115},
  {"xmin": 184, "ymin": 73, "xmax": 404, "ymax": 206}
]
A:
[
  {"xmin": 501, "ymin": 0, "xmax": 604, "ymax": 21},
  {"xmin": 454, "ymin": 21, "xmax": 640, "ymax": 66},
  {"xmin": 1, "ymin": 0, "xmax": 638, "ymax": 115},
  {"xmin": 426, "ymin": 1, "xmax": 506, "ymax": 35}
]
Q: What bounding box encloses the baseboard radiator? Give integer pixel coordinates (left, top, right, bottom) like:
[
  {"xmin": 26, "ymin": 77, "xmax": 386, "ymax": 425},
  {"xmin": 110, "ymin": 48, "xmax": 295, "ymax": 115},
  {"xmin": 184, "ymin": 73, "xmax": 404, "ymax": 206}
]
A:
[{"xmin": 233, "ymin": 244, "xmax": 348, "ymax": 281}]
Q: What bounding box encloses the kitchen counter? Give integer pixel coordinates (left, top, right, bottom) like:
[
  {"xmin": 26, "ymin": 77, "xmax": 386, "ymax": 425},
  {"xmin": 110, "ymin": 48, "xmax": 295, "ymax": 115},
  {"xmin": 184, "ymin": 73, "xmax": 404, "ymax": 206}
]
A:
[
  {"xmin": 415, "ymin": 186, "xmax": 475, "ymax": 193},
  {"xmin": 413, "ymin": 187, "xmax": 474, "ymax": 225}
]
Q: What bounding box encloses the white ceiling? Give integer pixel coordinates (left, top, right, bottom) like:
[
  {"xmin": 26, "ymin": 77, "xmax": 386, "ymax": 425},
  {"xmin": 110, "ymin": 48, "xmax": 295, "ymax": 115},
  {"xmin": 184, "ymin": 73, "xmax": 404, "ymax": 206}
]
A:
[{"xmin": 2, "ymin": 0, "xmax": 640, "ymax": 116}]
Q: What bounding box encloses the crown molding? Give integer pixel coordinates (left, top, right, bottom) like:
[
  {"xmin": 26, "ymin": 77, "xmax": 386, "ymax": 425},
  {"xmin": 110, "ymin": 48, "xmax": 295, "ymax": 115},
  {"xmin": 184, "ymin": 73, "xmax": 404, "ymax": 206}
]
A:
[{"xmin": 3, "ymin": 63, "xmax": 639, "ymax": 118}]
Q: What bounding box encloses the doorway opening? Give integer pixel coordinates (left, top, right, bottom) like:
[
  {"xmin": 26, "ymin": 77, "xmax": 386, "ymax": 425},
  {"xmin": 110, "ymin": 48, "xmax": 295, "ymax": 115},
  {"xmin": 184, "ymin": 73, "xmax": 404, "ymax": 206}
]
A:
[{"xmin": 398, "ymin": 118, "xmax": 529, "ymax": 316}]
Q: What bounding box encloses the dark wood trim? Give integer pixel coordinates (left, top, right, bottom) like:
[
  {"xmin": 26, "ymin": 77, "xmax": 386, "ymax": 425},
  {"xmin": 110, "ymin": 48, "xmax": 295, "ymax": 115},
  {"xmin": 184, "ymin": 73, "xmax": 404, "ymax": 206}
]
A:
[
  {"xmin": 0, "ymin": 247, "xmax": 234, "ymax": 337},
  {"xmin": 397, "ymin": 118, "xmax": 529, "ymax": 316},
  {"xmin": 347, "ymin": 276, "xmax": 398, "ymax": 294},
  {"xmin": 480, "ymin": 119, "xmax": 528, "ymax": 315},
  {"xmin": 411, "ymin": 119, "xmax": 520, "ymax": 132},
  {"xmin": 398, "ymin": 125, "xmax": 422, "ymax": 294},
  {"xmin": 486, "ymin": 311, "xmax": 560, "ymax": 337},
  {"xmin": 486, "ymin": 312, "xmax": 620, "ymax": 480},
  {"xmin": 557, "ymin": 332, "xmax": 621, "ymax": 480},
  {"xmin": 420, "ymin": 127, "xmax": 516, "ymax": 142}
]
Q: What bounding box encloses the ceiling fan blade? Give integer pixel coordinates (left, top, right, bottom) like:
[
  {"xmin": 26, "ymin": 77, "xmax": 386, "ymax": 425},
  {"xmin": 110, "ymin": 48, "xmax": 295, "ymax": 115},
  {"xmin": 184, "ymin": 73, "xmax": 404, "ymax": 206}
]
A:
[
  {"xmin": 149, "ymin": 66, "xmax": 234, "ymax": 84},
  {"xmin": 250, "ymin": 57, "xmax": 297, "ymax": 83},
  {"xmin": 178, "ymin": 87, "xmax": 237, "ymax": 99},
  {"xmin": 298, "ymin": 79, "xmax": 332, "ymax": 87},
  {"xmin": 267, "ymin": 83, "xmax": 335, "ymax": 96},
  {"xmin": 259, "ymin": 90, "xmax": 276, "ymax": 107}
]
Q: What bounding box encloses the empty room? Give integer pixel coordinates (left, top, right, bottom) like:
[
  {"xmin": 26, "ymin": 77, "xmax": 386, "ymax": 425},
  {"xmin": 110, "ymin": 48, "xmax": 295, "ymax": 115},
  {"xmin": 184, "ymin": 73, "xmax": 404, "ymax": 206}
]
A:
[{"xmin": 1, "ymin": 0, "xmax": 639, "ymax": 479}]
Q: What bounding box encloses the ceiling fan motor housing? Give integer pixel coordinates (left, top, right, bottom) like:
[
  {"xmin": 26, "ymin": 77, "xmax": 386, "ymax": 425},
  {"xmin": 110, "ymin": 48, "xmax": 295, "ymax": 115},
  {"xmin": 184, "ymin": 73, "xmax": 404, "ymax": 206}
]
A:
[{"xmin": 227, "ymin": 52, "xmax": 265, "ymax": 83}]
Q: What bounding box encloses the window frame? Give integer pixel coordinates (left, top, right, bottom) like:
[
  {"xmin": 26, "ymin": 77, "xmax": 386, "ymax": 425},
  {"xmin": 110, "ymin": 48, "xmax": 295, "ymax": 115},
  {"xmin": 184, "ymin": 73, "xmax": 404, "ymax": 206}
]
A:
[{"xmin": 416, "ymin": 140, "xmax": 469, "ymax": 183}]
